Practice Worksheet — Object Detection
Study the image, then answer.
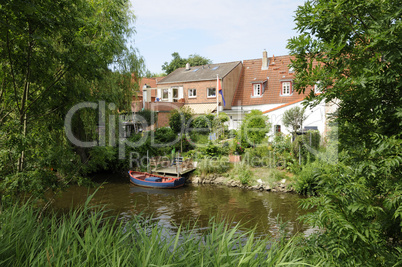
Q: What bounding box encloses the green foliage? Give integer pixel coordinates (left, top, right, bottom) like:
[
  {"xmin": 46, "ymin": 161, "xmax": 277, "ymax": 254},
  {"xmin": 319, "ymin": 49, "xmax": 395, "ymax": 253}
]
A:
[
  {"xmin": 187, "ymin": 54, "xmax": 213, "ymax": 68},
  {"xmin": 294, "ymin": 160, "xmax": 323, "ymax": 196},
  {"xmin": 190, "ymin": 113, "xmax": 229, "ymax": 140},
  {"xmin": 188, "ymin": 132, "xmax": 209, "ymax": 146},
  {"xmin": 289, "ymin": 0, "xmax": 402, "ymax": 264},
  {"xmin": 168, "ymin": 106, "xmax": 194, "ymax": 134},
  {"xmin": 195, "ymin": 157, "xmax": 231, "ymax": 177},
  {"xmin": 227, "ymin": 129, "xmax": 237, "ymax": 138},
  {"xmin": 198, "ymin": 142, "xmax": 229, "ymax": 158},
  {"xmin": 231, "ymin": 163, "xmax": 253, "ymax": 185},
  {"xmin": 291, "ymin": 130, "xmax": 321, "ymax": 163},
  {"xmin": 162, "ymin": 52, "xmax": 212, "ymax": 74},
  {"xmin": 144, "ymin": 70, "xmax": 166, "ymax": 78},
  {"xmin": 0, "ymin": 199, "xmax": 307, "ymax": 266},
  {"xmin": 244, "ymin": 146, "xmax": 270, "ymax": 167},
  {"xmin": 0, "ymin": 0, "xmax": 146, "ymax": 198},
  {"xmin": 162, "ymin": 52, "xmax": 186, "ymax": 74},
  {"xmin": 154, "ymin": 127, "xmax": 176, "ymax": 144},
  {"xmin": 269, "ymin": 133, "xmax": 298, "ymax": 172},
  {"xmin": 191, "ymin": 114, "xmax": 215, "ymax": 133},
  {"xmin": 239, "ymin": 110, "xmax": 270, "ymax": 148},
  {"xmin": 135, "ymin": 109, "xmax": 158, "ymax": 126},
  {"xmin": 282, "ymin": 106, "xmax": 307, "ymax": 139},
  {"xmin": 229, "ymin": 139, "xmax": 244, "ymax": 155}
]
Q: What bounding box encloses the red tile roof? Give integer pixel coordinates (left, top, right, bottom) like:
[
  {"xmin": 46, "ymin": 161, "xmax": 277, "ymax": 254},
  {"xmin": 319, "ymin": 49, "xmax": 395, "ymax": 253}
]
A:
[{"xmin": 232, "ymin": 55, "xmax": 311, "ymax": 107}]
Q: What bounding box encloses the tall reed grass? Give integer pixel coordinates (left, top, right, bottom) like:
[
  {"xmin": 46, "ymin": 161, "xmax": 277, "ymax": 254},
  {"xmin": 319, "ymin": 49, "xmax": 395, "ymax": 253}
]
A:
[{"xmin": 0, "ymin": 197, "xmax": 309, "ymax": 266}]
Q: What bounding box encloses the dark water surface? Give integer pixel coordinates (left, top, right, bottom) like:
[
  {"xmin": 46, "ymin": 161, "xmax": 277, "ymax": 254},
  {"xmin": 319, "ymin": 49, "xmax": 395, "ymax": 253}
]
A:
[{"xmin": 50, "ymin": 172, "xmax": 312, "ymax": 237}]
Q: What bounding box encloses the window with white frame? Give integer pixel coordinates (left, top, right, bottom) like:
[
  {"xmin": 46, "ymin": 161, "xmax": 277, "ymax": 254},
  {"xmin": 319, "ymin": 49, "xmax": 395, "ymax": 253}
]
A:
[
  {"xmin": 207, "ymin": 87, "xmax": 216, "ymax": 97},
  {"xmin": 281, "ymin": 82, "xmax": 292, "ymax": 95},
  {"xmin": 253, "ymin": 84, "xmax": 262, "ymax": 96},
  {"xmin": 188, "ymin": 88, "xmax": 197, "ymax": 98},
  {"xmin": 162, "ymin": 89, "xmax": 169, "ymax": 100}
]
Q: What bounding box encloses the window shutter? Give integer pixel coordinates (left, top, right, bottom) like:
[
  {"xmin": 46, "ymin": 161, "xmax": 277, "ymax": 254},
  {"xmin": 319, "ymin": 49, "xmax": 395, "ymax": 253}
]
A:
[{"xmin": 178, "ymin": 86, "xmax": 183, "ymax": 99}]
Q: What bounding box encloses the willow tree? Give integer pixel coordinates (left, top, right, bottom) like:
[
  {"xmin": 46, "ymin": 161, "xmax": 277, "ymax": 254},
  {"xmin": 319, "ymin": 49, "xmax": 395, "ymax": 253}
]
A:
[
  {"xmin": 288, "ymin": 0, "xmax": 402, "ymax": 265},
  {"xmin": 0, "ymin": 0, "xmax": 144, "ymax": 198}
]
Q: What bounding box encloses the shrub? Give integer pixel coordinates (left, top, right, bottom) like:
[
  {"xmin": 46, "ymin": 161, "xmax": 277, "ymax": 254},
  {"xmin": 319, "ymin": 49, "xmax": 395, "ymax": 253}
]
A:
[
  {"xmin": 231, "ymin": 163, "xmax": 253, "ymax": 185},
  {"xmin": 154, "ymin": 127, "xmax": 176, "ymax": 144},
  {"xmin": 244, "ymin": 145, "xmax": 270, "ymax": 167},
  {"xmin": 196, "ymin": 157, "xmax": 231, "ymax": 176},
  {"xmin": 191, "ymin": 114, "xmax": 214, "ymax": 132},
  {"xmin": 198, "ymin": 142, "xmax": 229, "ymax": 158},
  {"xmin": 294, "ymin": 161, "xmax": 323, "ymax": 196},
  {"xmin": 188, "ymin": 132, "xmax": 209, "ymax": 146},
  {"xmin": 169, "ymin": 106, "xmax": 194, "ymax": 133},
  {"xmin": 227, "ymin": 129, "xmax": 237, "ymax": 138},
  {"xmin": 291, "ymin": 130, "xmax": 321, "ymax": 164},
  {"xmin": 136, "ymin": 109, "xmax": 158, "ymax": 126},
  {"xmin": 239, "ymin": 110, "xmax": 271, "ymax": 148}
]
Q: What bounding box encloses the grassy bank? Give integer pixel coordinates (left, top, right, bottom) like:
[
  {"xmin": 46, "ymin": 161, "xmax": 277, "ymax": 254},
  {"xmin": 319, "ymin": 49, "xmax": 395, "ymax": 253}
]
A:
[{"xmin": 0, "ymin": 198, "xmax": 307, "ymax": 266}]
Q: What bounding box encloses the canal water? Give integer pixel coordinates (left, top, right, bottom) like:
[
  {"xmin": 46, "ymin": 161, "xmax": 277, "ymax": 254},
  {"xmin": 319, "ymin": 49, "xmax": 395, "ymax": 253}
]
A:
[{"xmin": 50, "ymin": 172, "xmax": 312, "ymax": 238}]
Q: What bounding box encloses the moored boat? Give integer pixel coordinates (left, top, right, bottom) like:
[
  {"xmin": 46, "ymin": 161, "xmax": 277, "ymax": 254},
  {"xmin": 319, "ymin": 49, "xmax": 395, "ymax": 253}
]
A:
[{"xmin": 128, "ymin": 170, "xmax": 185, "ymax": 189}]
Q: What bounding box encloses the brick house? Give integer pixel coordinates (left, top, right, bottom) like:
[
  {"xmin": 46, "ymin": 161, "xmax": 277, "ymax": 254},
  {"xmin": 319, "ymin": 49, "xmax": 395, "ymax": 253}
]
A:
[
  {"xmin": 131, "ymin": 77, "xmax": 164, "ymax": 112},
  {"xmin": 228, "ymin": 50, "xmax": 330, "ymax": 136},
  {"xmin": 131, "ymin": 51, "xmax": 334, "ymax": 137},
  {"xmin": 142, "ymin": 61, "xmax": 242, "ymax": 127}
]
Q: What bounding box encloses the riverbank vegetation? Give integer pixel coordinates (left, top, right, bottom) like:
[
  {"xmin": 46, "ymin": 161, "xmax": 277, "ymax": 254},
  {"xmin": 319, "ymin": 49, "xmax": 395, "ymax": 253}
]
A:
[
  {"xmin": 0, "ymin": 0, "xmax": 147, "ymax": 202},
  {"xmin": 0, "ymin": 200, "xmax": 306, "ymax": 266},
  {"xmin": 286, "ymin": 0, "xmax": 402, "ymax": 265},
  {"xmin": 1, "ymin": 0, "xmax": 401, "ymax": 266}
]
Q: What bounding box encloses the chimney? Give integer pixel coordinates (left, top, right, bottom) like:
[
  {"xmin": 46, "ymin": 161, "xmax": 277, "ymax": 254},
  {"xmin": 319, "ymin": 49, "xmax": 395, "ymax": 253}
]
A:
[
  {"xmin": 262, "ymin": 49, "xmax": 268, "ymax": 70},
  {"xmin": 186, "ymin": 63, "xmax": 190, "ymax": 70}
]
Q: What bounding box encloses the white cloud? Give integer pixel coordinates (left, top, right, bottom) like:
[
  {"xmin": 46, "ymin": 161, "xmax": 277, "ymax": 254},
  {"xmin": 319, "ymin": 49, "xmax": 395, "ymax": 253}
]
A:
[{"xmin": 130, "ymin": 0, "xmax": 303, "ymax": 73}]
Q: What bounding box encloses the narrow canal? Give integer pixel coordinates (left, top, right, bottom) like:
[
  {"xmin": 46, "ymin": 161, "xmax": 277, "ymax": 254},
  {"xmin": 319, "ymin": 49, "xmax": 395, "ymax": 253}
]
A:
[{"xmin": 50, "ymin": 172, "xmax": 312, "ymax": 238}]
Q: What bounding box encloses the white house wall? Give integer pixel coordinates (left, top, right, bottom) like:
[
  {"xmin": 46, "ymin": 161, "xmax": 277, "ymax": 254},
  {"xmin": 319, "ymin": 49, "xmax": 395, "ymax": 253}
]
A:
[
  {"xmin": 266, "ymin": 101, "xmax": 327, "ymax": 136},
  {"xmin": 226, "ymin": 101, "xmax": 327, "ymax": 137},
  {"xmin": 227, "ymin": 103, "xmax": 282, "ymax": 130}
]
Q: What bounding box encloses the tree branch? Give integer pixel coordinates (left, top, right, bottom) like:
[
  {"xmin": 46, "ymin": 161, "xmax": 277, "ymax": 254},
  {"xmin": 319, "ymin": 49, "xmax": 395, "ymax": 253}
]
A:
[
  {"xmin": 20, "ymin": 22, "xmax": 34, "ymax": 121},
  {"xmin": 6, "ymin": 20, "xmax": 21, "ymax": 113},
  {"xmin": 0, "ymin": 109, "xmax": 15, "ymax": 124},
  {"xmin": 27, "ymin": 105, "xmax": 65, "ymax": 123},
  {"xmin": 24, "ymin": 67, "xmax": 69, "ymax": 115},
  {"xmin": 0, "ymin": 78, "xmax": 4, "ymax": 104}
]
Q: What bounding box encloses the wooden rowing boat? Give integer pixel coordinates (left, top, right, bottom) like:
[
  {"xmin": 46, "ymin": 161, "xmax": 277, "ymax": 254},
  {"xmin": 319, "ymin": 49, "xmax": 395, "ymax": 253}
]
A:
[{"xmin": 128, "ymin": 170, "xmax": 185, "ymax": 189}]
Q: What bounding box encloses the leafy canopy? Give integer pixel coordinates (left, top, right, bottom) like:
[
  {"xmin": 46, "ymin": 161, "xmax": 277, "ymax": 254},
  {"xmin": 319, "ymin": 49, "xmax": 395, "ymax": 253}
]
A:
[
  {"xmin": 168, "ymin": 106, "xmax": 194, "ymax": 134},
  {"xmin": 239, "ymin": 110, "xmax": 270, "ymax": 147},
  {"xmin": 282, "ymin": 106, "xmax": 306, "ymax": 138},
  {"xmin": 288, "ymin": 0, "xmax": 402, "ymax": 265},
  {"xmin": 0, "ymin": 0, "xmax": 145, "ymax": 200},
  {"xmin": 162, "ymin": 52, "xmax": 212, "ymax": 74}
]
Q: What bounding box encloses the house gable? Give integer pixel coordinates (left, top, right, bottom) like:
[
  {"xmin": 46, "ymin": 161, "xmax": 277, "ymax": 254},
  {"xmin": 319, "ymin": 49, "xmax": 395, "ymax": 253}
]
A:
[{"xmin": 232, "ymin": 55, "xmax": 311, "ymax": 107}]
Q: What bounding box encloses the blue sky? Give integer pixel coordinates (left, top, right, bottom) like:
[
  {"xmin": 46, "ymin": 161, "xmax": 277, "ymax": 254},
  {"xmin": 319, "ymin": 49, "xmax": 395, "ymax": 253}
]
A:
[{"xmin": 129, "ymin": 0, "xmax": 304, "ymax": 74}]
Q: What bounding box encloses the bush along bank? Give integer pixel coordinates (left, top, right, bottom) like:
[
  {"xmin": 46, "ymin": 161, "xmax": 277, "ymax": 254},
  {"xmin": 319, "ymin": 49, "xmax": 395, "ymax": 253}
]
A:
[
  {"xmin": 188, "ymin": 173, "xmax": 294, "ymax": 193},
  {"xmin": 187, "ymin": 159, "xmax": 296, "ymax": 193}
]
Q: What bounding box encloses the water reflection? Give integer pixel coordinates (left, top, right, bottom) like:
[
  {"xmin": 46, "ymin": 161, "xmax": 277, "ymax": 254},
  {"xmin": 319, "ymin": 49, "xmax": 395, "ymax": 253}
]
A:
[{"xmin": 50, "ymin": 175, "xmax": 310, "ymax": 237}]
